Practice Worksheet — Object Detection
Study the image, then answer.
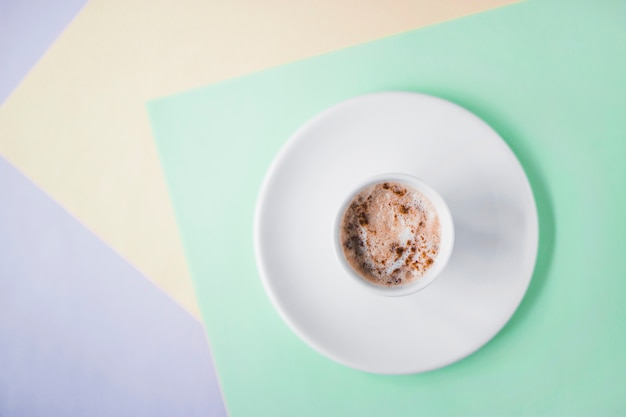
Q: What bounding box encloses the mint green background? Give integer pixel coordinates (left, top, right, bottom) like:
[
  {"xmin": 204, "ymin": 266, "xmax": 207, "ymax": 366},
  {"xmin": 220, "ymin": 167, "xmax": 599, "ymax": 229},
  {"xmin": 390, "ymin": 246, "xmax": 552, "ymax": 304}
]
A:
[{"xmin": 147, "ymin": 1, "xmax": 626, "ymax": 415}]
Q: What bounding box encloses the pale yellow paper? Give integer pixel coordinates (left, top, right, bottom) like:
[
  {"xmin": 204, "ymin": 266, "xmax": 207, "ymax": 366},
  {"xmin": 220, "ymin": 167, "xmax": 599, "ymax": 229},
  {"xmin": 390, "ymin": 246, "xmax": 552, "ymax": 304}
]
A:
[{"xmin": 0, "ymin": 0, "xmax": 519, "ymax": 319}]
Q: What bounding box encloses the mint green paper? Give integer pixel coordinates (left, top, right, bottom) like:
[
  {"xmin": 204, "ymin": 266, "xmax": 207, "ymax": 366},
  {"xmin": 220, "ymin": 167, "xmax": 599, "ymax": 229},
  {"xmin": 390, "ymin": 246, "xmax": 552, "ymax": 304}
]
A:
[{"xmin": 147, "ymin": 1, "xmax": 626, "ymax": 415}]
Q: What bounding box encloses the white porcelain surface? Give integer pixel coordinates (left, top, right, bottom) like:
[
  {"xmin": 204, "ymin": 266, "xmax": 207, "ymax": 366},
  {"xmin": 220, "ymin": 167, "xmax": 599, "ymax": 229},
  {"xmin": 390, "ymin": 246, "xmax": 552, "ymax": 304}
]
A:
[{"xmin": 254, "ymin": 92, "xmax": 538, "ymax": 374}]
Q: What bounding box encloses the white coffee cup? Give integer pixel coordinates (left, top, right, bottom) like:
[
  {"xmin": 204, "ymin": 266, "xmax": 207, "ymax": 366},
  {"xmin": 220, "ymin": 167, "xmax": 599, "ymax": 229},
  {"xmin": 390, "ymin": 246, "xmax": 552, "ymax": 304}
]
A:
[{"xmin": 334, "ymin": 173, "xmax": 455, "ymax": 297}]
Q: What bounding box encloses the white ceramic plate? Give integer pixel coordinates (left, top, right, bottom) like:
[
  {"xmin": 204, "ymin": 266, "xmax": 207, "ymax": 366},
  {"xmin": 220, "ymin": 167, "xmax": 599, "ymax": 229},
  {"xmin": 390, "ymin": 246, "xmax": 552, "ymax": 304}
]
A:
[{"xmin": 255, "ymin": 92, "xmax": 538, "ymax": 374}]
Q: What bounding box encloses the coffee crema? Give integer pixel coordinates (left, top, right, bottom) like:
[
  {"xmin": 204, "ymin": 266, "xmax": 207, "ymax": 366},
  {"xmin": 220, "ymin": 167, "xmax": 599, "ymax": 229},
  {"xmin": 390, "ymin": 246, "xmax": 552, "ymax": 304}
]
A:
[{"xmin": 340, "ymin": 181, "xmax": 441, "ymax": 287}]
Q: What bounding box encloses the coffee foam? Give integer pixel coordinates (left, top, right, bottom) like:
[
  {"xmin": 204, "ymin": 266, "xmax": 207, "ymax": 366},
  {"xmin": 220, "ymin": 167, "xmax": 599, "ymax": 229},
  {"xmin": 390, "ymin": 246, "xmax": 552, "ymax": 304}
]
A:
[{"xmin": 340, "ymin": 181, "xmax": 441, "ymax": 287}]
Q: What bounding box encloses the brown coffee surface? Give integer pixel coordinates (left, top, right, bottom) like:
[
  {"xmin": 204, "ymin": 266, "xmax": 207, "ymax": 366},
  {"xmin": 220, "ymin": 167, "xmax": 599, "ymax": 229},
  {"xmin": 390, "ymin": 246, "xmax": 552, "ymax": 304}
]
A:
[{"xmin": 340, "ymin": 181, "xmax": 440, "ymax": 287}]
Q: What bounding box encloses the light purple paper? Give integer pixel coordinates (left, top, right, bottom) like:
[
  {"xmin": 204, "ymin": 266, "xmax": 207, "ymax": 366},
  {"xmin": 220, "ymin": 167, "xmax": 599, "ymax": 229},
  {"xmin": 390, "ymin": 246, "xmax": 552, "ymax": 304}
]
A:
[
  {"xmin": 0, "ymin": 0, "xmax": 86, "ymax": 105},
  {"xmin": 0, "ymin": 156, "xmax": 227, "ymax": 416}
]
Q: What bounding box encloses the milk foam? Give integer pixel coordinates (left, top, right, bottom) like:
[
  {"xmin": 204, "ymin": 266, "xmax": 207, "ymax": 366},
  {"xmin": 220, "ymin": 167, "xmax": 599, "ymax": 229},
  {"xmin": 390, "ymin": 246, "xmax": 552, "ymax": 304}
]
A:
[{"xmin": 340, "ymin": 181, "xmax": 441, "ymax": 287}]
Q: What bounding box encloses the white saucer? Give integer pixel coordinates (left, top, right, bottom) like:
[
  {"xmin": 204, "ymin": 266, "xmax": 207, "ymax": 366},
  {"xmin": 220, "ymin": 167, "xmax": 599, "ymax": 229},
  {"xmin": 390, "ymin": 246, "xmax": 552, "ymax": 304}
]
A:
[{"xmin": 254, "ymin": 92, "xmax": 538, "ymax": 374}]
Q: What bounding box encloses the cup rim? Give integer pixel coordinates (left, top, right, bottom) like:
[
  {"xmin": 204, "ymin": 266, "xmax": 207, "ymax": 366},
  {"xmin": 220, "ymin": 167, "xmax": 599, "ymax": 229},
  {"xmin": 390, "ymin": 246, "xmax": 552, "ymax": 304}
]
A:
[{"xmin": 333, "ymin": 173, "xmax": 455, "ymax": 297}]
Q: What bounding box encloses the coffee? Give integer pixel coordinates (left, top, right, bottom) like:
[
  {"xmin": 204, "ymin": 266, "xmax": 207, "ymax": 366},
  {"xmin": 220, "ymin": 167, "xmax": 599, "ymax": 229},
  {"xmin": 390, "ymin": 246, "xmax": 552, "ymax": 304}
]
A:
[{"xmin": 339, "ymin": 181, "xmax": 441, "ymax": 287}]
